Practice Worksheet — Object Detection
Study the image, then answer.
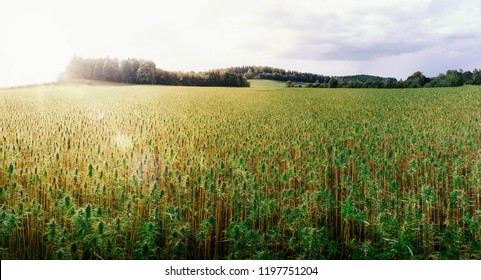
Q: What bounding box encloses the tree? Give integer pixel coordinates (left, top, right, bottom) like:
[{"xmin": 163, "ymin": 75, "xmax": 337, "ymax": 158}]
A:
[
  {"xmin": 102, "ymin": 58, "xmax": 121, "ymax": 82},
  {"xmin": 425, "ymin": 73, "xmax": 449, "ymax": 87},
  {"xmin": 445, "ymin": 70, "xmax": 463, "ymax": 87},
  {"xmin": 92, "ymin": 61, "xmax": 103, "ymax": 81},
  {"xmin": 462, "ymin": 71, "xmax": 473, "ymax": 85},
  {"xmin": 371, "ymin": 80, "xmax": 385, "ymax": 88},
  {"xmin": 285, "ymin": 80, "xmax": 293, "ymax": 88},
  {"xmin": 137, "ymin": 60, "xmax": 156, "ymax": 84},
  {"xmin": 121, "ymin": 59, "xmax": 140, "ymax": 84},
  {"xmin": 384, "ymin": 79, "xmax": 396, "ymax": 88},
  {"xmin": 346, "ymin": 81, "xmax": 362, "ymax": 88},
  {"xmin": 473, "ymin": 69, "xmax": 481, "ymax": 85},
  {"xmin": 328, "ymin": 78, "xmax": 339, "ymax": 88},
  {"xmin": 405, "ymin": 71, "xmax": 428, "ymax": 88},
  {"xmin": 62, "ymin": 56, "xmax": 85, "ymax": 80}
]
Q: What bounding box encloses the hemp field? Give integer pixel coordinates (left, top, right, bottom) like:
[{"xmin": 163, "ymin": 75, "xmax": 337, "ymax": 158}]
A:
[{"xmin": 1, "ymin": 84, "xmax": 481, "ymax": 259}]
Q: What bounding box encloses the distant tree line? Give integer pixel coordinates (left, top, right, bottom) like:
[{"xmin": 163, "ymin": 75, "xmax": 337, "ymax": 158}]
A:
[
  {"xmin": 61, "ymin": 58, "xmax": 481, "ymax": 89},
  {"xmin": 287, "ymin": 69, "xmax": 481, "ymax": 89},
  {"xmin": 402, "ymin": 69, "xmax": 481, "ymax": 88},
  {"xmin": 225, "ymin": 65, "xmax": 481, "ymax": 89},
  {"xmin": 225, "ymin": 66, "xmax": 402, "ymax": 88},
  {"xmin": 224, "ymin": 66, "xmax": 331, "ymax": 83},
  {"xmin": 60, "ymin": 56, "xmax": 250, "ymax": 87}
]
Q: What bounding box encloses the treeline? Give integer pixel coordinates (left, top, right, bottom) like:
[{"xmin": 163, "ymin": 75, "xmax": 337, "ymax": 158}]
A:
[
  {"xmin": 402, "ymin": 69, "xmax": 481, "ymax": 88},
  {"xmin": 287, "ymin": 69, "xmax": 481, "ymax": 89},
  {"xmin": 60, "ymin": 57, "xmax": 481, "ymax": 89},
  {"xmin": 60, "ymin": 56, "xmax": 250, "ymax": 87},
  {"xmin": 225, "ymin": 66, "xmax": 397, "ymax": 88},
  {"xmin": 224, "ymin": 66, "xmax": 330, "ymax": 83},
  {"xmin": 296, "ymin": 75, "xmax": 398, "ymax": 89},
  {"xmin": 225, "ymin": 65, "xmax": 481, "ymax": 89},
  {"xmin": 339, "ymin": 75, "xmax": 398, "ymax": 88}
]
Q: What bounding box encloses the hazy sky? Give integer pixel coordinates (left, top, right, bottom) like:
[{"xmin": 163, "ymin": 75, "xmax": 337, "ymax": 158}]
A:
[{"xmin": 1, "ymin": 0, "xmax": 480, "ymax": 87}]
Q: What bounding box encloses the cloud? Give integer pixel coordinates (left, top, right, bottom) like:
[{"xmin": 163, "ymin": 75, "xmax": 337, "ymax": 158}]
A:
[
  {"xmin": 283, "ymin": 39, "xmax": 428, "ymax": 61},
  {"xmin": 264, "ymin": 0, "xmax": 481, "ymax": 78}
]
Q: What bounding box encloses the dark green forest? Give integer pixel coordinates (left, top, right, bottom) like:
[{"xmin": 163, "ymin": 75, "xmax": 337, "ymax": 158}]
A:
[{"xmin": 224, "ymin": 66, "xmax": 331, "ymax": 83}]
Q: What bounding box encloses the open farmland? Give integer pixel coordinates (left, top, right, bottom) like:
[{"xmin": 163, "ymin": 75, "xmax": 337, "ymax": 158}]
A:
[{"xmin": 1, "ymin": 84, "xmax": 481, "ymax": 259}]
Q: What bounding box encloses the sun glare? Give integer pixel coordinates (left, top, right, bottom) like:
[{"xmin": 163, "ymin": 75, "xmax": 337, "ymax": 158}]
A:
[
  {"xmin": 115, "ymin": 132, "xmax": 133, "ymax": 151},
  {"xmin": 1, "ymin": 9, "xmax": 72, "ymax": 87}
]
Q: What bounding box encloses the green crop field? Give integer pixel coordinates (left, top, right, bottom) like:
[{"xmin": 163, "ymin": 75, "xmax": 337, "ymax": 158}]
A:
[{"xmin": 1, "ymin": 84, "xmax": 481, "ymax": 260}]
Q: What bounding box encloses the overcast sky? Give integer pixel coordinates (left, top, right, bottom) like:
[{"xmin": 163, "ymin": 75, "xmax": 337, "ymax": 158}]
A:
[{"xmin": 1, "ymin": 0, "xmax": 480, "ymax": 87}]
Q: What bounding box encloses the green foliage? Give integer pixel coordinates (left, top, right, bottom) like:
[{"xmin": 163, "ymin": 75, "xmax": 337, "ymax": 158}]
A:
[
  {"xmin": 61, "ymin": 56, "xmax": 249, "ymax": 87},
  {"xmin": 226, "ymin": 65, "xmax": 329, "ymax": 83},
  {"xmin": 137, "ymin": 60, "xmax": 156, "ymax": 85},
  {"xmin": 405, "ymin": 71, "xmax": 429, "ymax": 88},
  {"xmin": 0, "ymin": 205, "xmax": 20, "ymax": 253},
  {"xmin": 1, "ymin": 85, "xmax": 481, "ymax": 259},
  {"xmin": 328, "ymin": 78, "xmax": 339, "ymax": 88}
]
